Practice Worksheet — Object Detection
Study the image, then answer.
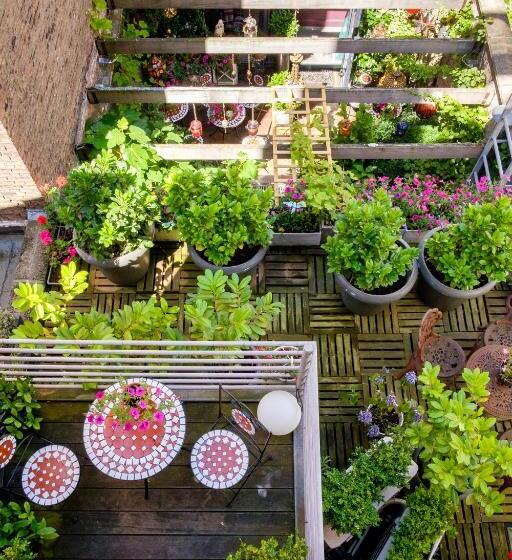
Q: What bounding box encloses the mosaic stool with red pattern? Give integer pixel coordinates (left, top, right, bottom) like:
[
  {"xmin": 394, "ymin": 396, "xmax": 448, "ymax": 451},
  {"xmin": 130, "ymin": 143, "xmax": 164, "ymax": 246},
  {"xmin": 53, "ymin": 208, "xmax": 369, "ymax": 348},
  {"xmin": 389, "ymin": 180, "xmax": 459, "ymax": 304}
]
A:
[
  {"xmin": 22, "ymin": 445, "xmax": 80, "ymax": 506},
  {"xmin": 0, "ymin": 435, "xmax": 16, "ymax": 469},
  {"xmin": 190, "ymin": 429, "xmax": 249, "ymax": 490}
]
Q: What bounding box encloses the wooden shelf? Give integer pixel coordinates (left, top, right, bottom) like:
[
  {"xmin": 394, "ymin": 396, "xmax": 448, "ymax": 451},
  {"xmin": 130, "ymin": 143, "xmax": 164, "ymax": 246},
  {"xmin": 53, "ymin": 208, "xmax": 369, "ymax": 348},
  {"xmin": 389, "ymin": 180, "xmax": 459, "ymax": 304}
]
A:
[
  {"xmin": 96, "ymin": 37, "xmax": 477, "ymax": 57},
  {"xmin": 107, "ymin": 0, "xmax": 466, "ymax": 9},
  {"xmin": 87, "ymin": 86, "xmax": 491, "ymax": 105},
  {"xmin": 151, "ymin": 142, "xmax": 483, "ymax": 160}
]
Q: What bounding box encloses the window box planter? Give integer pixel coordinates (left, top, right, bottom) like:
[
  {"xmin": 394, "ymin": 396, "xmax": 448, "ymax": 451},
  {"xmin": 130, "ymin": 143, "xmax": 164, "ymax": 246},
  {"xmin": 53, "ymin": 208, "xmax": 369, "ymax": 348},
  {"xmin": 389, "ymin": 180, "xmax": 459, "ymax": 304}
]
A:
[
  {"xmin": 418, "ymin": 227, "xmax": 496, "ymax": 311},
  {"xmin": 334, "ymin": 240, "xmax": 418, "ymax": 316},
  {"xmin": 320, "ymin": 221, "xmax": 334, "ymax": 242},
  {"xmin": 271, "ymin": 231, "xmax": 321, "ymax": 247},
  {"xmin": 188, "ymin": 244, "xmax": 267, "ymax": 275}
]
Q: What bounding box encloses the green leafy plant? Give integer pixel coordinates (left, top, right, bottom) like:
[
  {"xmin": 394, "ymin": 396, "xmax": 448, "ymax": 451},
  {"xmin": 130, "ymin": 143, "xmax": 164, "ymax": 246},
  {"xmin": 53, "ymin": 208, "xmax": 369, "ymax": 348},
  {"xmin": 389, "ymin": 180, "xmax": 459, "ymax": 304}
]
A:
[
  {"xmin": 0, "ymin": 309, "xmax": 19, "ymax": 338},
  {"xmin": 322, "ymin": 433, "xmax": 413, "ymax": 536},
  {"xmin": 0, "ymin": 501, "xmax": 58, "ymax": 548},
  {"xmin": 425, "ymin": 196, "xmax": 512, "ymax": 290},
  {"xmin": 267, "ymin": 70, "xmax": 291, "ymax": 87},
  {"xmin": 434, "ymin": 97, "xmax": 489, "ymax": 143},
  {"xmin": 441, "ymin": 3, "xmax": 489, "ymax": 43},
  {"xmin": 112, "ymin": 21, "xmax": 150, "ymax": 86},
  {"xmin": 226, "ymin": 535, "xmax": 307, "ymax": 560},
  {"xmin": 388, "ymin": 486, "xmax": 458, "ymax": 560},
  {"xmin": 0, "ymin": 537, "xmax": 36, "ymax": 560},
  {"xmin": 0, "ymin": 377, "xmax": 41, "ymax": 439},
  {"xmin": 185, "ymin": 269, "xmax": 283, "ymax": 341},
  {"xmin": 269, "ymin": 179, "xmax": 321, "ymax": 233},
  {"xmin": 269, "ymin": 10, "xmax": 300, "ymax": 37},
  {"xmin": 88, "ymin": 0, "xmax": 112, "ymax": 37},
  {"xmin": 406, "ymin": 363, "xmax": 512, "ymax": 516},
  {"xmin": 450, "ymin": 66, "xmax": 486, "ymax": 88},
  {"xmin": 164, "ymin": 158, "xmax": 273, "ymax": 266},
  {"xmin": 323, "ymin": 189, "xmax": 419, "ymax": 292},
  {"xmin": 46, "ymin": 159, "xmax": 160, "ymax": 260}
]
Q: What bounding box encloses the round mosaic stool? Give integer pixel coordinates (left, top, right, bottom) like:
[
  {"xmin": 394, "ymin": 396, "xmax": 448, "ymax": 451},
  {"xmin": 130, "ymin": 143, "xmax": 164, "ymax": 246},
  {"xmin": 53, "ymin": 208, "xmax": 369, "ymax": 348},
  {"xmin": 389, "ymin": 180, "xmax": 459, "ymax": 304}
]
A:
[
  {"xmin": 22, "ymin": 445, "xmax": 80, "ymax": 506},
  {"xmin": 190, "ymin": 429, "xmax": 249, "ymax": 490},
  {"xmin": 0, "ymin": 435, "xmax": 16, "ymax": 468}
]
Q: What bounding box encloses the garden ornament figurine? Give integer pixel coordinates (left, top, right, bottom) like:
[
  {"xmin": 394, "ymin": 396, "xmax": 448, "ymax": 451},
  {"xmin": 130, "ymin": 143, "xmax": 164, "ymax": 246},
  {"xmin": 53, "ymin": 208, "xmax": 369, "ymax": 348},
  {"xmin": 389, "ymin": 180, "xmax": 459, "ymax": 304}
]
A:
[{"xmin": 214, "ymin": 19, "xmax": 225, "ymax": 38}]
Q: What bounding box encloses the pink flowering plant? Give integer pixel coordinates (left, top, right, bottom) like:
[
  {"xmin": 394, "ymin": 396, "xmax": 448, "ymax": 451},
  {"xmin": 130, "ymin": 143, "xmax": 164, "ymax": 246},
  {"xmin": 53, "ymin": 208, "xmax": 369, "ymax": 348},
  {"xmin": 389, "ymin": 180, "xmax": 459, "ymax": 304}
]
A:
[
  {"xmin": 269, "ymin": 178, "xmax": 321, "ymax": 233},
  {"xmin": 358, "ymin": 175, "xmax": 512, "ymax": 230},
  {"xmin": 86, "ymin": 379, "xmax": 174, "ymax": 431}
]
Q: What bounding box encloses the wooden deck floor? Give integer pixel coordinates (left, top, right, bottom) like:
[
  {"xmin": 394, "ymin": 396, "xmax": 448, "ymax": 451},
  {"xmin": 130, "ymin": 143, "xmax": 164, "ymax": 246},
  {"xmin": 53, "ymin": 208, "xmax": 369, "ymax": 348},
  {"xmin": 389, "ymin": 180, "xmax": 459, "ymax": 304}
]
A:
[{"xmin": 40, "ymin": 243, "xmax": 512, "ymax": 559}]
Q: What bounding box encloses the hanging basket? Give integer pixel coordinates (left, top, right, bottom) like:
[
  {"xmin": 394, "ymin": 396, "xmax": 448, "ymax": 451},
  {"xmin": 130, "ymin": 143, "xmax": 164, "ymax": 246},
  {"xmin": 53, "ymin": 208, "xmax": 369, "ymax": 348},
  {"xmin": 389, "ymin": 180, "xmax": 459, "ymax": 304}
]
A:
[{"xmin": 207, "ymin": 103, "xmax": 246, "ymax": 128}]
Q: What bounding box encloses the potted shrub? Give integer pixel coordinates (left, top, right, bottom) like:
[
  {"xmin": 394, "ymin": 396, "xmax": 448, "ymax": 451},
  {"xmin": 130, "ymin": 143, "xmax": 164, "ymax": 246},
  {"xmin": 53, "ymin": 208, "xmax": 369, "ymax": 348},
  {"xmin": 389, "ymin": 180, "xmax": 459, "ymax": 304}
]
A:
[
  {"xmin": 46, "ymin": 159, "xmax": 160, "ymax": 285},
  {"xmin": 269, "ymin": 10, "xmax": 299, "ymax": 72},
  {"xmin": 270, "ymin": 179, "xmax": 322, "ymax": 246},
  {"xmin": 323, "ymin": 189, "xmax": 419, "ymax": 315},
  {"xmin": 418, "ymin": 196, "xmax": 512, "ymax": 310},
  {"xmin": 322, "ymin": 433, "xmax": 416, "ymax": 548},
  {"xmin": 226, "ymin": 535, "xmax": 307, "ymax": 560},
  {"xmin": 164, "ymin": 158, "xmax": 273, "ymax": 274}
]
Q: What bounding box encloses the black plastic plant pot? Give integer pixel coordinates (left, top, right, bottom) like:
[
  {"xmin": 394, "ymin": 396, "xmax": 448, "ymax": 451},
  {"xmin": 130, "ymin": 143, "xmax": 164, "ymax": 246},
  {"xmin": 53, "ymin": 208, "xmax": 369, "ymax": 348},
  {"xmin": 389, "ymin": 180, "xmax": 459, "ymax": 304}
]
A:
[
  {"xmin": 74, "ymin": 143, "xmax": 94, "ymax": 162},
  {"xmin": 418, "ymin": 228, "xmax": 496, "ymax": 311},
  {"xmin": 334, "ymin": 240, "xmax": 418, "ymax": 316},
  {"xmin": 188, "ymin": 244, "xmax": 267, "ymax": 275}
]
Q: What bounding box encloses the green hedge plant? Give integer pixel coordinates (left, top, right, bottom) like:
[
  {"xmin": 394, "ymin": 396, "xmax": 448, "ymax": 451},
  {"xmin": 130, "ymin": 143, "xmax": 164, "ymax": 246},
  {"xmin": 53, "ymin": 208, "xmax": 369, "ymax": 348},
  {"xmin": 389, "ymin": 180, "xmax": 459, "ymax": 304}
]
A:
[
  {"xmin": 226, "ymin": 535, "xmax": 307, "ymax": 560},
  {"xmin": 46, "ymin": 158, "xmax": 160, "ymax": 260},
  {"xmin": 425, "ymin": 196, "xmax": 512, "ymax": 290},
  {"xmin": 164, "ymin": 158, "xmax": 273, "ymax": 266},
  {"xmin": 322, "ymin": 433, "xmax": 413, "ymax": 536},
  {"xmin": 269, "ymin": 10, "xmax": 299, "ymax": 37},
  {"xmin": 406, "ymin": 362, "xmax": 512, "ymax": 516},
  {"xmin": 388, "ymin": 486, "xmax": 458, "ymax": 560},
  {"xmin": 323, "ymin": 189, "xmax": 418, "ymax": 292}
]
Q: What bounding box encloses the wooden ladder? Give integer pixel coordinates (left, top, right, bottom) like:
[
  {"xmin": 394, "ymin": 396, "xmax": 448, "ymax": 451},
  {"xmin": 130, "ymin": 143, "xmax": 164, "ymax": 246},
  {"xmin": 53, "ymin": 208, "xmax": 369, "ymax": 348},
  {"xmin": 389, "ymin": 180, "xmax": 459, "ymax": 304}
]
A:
[{"xmin": 271, "ymin": 85, "xmax": 333, "ymax": 199}]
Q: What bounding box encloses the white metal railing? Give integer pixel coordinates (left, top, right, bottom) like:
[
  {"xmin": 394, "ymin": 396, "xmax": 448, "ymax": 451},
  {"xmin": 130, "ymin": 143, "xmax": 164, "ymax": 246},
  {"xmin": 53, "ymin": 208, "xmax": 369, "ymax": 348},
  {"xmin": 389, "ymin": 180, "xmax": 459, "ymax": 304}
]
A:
[{"xmin": 470, "ymin": 94, "xmax": 512, "ymax": 186}]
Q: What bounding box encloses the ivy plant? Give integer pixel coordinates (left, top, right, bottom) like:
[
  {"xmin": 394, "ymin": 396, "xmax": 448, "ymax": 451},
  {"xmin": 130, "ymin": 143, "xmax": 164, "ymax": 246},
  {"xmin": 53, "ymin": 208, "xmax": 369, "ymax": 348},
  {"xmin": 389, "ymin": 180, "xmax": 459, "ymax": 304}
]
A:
[
  {"xmin": 406, "ymin": 363, "xmax": 512, "ymax": 516},
  {"xmin": 0, "ymin": 377, "xmax": 41, "ymax": 439},
  {"xmin": 322, "ymin": 433, "xmax": 413, "ymax": 536},
  {"xmin": 185, "ymin": 269, "xmax": 283, "ymax": 341},
  {"xmin": 0, "ymin": 501, "xmax": 58, "ymax": 548},
  {"xmin": 164, "ymin": 158, "xmax": 273, "ymax": 266},
  {"xmin": 425, "ymin": 196, "xmax": 512, "ymax": 290},
  {"xmin": 45, "ymin": 158, "xmax": 160, "ymax": 260},
  {"xmin": 226, "ymin": 535, "xmax": 307, "ymax": 560},
  {"xmin": 323, "ymin": 189, "xmax": 419, "ymax": 292},
  {"xmin": 388, "ymin": 486, "xmax": 458, "ymax": 560}
]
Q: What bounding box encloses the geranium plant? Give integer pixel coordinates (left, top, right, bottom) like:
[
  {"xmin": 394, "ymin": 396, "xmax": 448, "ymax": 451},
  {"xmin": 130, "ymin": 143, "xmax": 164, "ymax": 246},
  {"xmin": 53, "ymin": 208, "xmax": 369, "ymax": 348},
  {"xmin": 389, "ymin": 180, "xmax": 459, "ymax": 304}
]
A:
[
  {"xmin": 164, "ymin": 158, "xmax": 273, "ymax": 266},
  {"xmin": 425, "ymin": 196, "xmax": 512, "ymax": 290},
  {"xmin": 323, "ymin": 189, "xmax": 419, "ymax": 291},
  {"xmin": 406, "ymin": 362, "xmax": 512, "ymax": 516},
  {"xmin": 45, "ymin": 158, "xmax": 160, "ymax": 260},
  {"xmin": 86, "ymin": 379, "xmax": 174, "ymax": 431}
]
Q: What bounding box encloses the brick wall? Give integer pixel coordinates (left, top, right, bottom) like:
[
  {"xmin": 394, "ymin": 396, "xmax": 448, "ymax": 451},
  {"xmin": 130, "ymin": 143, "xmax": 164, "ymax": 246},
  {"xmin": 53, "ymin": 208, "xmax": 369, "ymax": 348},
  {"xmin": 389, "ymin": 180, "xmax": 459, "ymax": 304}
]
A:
[{"xmin": 0, "ymin": 0, "xmax": 96, "ymax": 219}]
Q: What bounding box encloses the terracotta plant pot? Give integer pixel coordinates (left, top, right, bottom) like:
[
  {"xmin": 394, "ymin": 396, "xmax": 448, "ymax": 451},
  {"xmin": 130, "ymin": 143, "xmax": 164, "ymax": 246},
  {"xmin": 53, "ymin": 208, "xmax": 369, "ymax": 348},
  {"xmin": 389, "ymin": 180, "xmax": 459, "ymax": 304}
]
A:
[{"xmin": 418, "ymin": 228, "xmax": 496, "ymax": 311}]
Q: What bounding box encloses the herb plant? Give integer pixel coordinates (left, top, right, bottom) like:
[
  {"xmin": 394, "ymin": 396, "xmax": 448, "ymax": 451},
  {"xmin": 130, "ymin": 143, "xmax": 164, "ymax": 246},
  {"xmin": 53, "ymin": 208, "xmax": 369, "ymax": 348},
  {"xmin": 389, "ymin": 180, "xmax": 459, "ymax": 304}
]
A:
[
  {"xmin": 388, "ymin": 486, "xmax": 457, "ymax": 560},
  {"xmin": 425, "ymin": 196, "xmax": 512, "ymax": 290},
  {"xmin": 0, "ymin": 501, "xmax": 58, "ymax": 548},
  {"xmin": 226, "ymin": 535, "xmax": 307, "ymax": 560},
  {"xmin": 406, "ymin": 362, "xmax": 512, "ymax": 516},
  {"xmin": 46, "ymin": 159, "xmax": 160, "ymax": 260},
  {"xmin": 0, "ymin": 537, "xmax": 36, "ymax": 560},
  {"xmin": 0, "ymin": 377, "xmax": 41, "ymax": 439},
  {"xmin": 323, "ymin": 189, "xmax": 419, "ymax": 292},
  {"xmin": 185, "ymin": 269, "xmax": 282, "ymax": 341},
  {"xmin": 322, "ymin": 433, "xmax": 413, "ymax": 536},
  {"xmin": 164, "ymin": 158, "xmax": 273, "ymax": 266}
]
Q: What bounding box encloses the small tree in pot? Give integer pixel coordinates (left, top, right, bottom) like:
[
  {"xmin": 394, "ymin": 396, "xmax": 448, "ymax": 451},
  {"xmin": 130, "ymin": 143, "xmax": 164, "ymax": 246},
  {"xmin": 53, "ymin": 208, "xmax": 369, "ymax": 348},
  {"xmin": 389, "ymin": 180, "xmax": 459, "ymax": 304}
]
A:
[
  {"xmin": 46, "ymin": 158, "xmax": 160, "ymax": 285},
  {"xmin": 323, "ymin": 189, "xmax": 419, "ymax": 315},
  {"xmin": 164, "ymin": 158, "xmax": 273, "ymax": 273},
  {"xmin": 418, "ymin": 196, "xmax": 512, "ymax": 310}
]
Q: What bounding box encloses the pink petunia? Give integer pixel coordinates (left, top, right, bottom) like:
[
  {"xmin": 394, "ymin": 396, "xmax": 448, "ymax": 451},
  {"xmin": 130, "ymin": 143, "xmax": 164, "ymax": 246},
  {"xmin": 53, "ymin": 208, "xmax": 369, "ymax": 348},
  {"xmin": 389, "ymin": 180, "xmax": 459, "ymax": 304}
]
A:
[
  {"xmin": 123, "ymin": 421, "xmax": 133, "ymax": 431},
  {"xmin": 94, "ymin": 414, "xmax": 105, "ymax": 425},
  {"xmin": 138, "ymin": 420, "xmax": 150, "ymax": 431},
  {"xmin": 153, "ymin": 411, "xmax": 165, "ymax": 423},
  {"xmin": 130, "ymin": 407, "xmax": 140, "ymax": 420},
  {"xmin": 86, "ymin": 413, "xmax": 95, "ymax": 423},
  {"xmin": 135, "ymin": 386, "xmax": 146, "ymax": 398},
  {"xmin": 95, "ymin": 390, "xmax": 105, "ymax": 400},
  {"xmin": 127, "ymin": 385, "xmax": 137, "ymax": 396},
  {"xmin": 138, "ymin": 400, "xmax": 148, "ymax": 410}
]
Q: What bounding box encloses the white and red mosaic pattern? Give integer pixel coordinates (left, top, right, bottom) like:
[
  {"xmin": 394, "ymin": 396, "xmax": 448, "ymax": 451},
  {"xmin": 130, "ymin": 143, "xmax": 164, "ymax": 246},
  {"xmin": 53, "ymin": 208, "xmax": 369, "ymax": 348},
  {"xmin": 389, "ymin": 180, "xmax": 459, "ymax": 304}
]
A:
[
  {"xmin": 0, "ymin": 435, "xmax": 16, "ymax": 468},
  {"xmin": 231, "ymin": 409, "xmax": 256, "ymax": 436},
  {"xmin": 22, "ymin": 445, "xmax": 80, "ymax": 506},
  {"xmin": 190, "ymin": 429, "xmax": 249, "ymax": 490},
  {"xmin": 83, "ymin": 378, "xmax": 185, "ymax": 481}
]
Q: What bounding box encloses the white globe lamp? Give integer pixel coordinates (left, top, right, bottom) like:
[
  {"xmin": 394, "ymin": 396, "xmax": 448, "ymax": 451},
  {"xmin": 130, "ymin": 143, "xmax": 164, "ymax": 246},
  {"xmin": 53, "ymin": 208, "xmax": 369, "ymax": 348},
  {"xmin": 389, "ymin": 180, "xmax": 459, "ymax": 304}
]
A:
[{"xmin": 257, "ymin": 391, "xmax": 302, "ymax": 436}]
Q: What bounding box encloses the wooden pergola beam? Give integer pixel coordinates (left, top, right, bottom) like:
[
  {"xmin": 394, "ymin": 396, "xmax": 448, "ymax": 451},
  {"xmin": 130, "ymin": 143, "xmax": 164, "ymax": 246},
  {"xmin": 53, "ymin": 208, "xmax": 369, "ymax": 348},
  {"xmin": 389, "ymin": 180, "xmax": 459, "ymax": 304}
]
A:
[
  {"xmin": 87, "ymin": 86, "xmax": 491, "ymax": 105},
  {"xmin": 96, "ymin": 37, "xmax": 477, "ymax": 57},
  {"xmin": 152, "ymin": 143, "xmax": 483, "ymax": 160},
  {"xmin": 108, "ymin": 0, "xmax": 465, "ymax": 9}
]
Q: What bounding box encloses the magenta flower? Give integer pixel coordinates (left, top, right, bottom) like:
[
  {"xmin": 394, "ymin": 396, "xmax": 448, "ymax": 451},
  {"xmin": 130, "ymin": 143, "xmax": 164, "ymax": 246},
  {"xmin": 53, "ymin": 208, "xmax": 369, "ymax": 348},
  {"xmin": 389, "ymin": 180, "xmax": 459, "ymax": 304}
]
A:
[
  {"xmin": 153, "ymin": 411, "xmax": 165, "ymax": 423},
  {"xmin": 138, "ymin": 420, "xmax": 150, "ymax": 431},
  {"xmin": 86, "ymin": 413, "xmax": 95, "ymax": 423},
  {"xmin": 123, "ymin": 421, "xmax": 133, "ymax": 431},
  {"xmin": 94, "ymin": 414, "xmax": 105, "ymax": 425},
  {"xmin": 95, "ymin": 390, "xmax": 105, "ymax": 400},
  {"xmin": 127, "ymin": 385, "xmax": 137, "ymax": 397},
  {"xmin": 135, "ymin": 386, "xmax": 146, "ymax": 398},
  {"xmin": 155, "ymin": 387, "xmax": 163, "ymax": 398},
  {"xmin": 62, "ymin": 256, "xmax": 72, "ymax": 264},
  {"xmin": 68, "ymin": 246, "xmax": 78, "ymax": 257},
  {"xmin": 138, "ymin": 400, "xmax": 148, "ymax": 410},
  {"xmin": 130, "ymin": 407, "xmax": 140, "ymax": 420},
  {"xmin": 39, "ymin": 230, "xmax": 53, "ymax": 246},
  {"xmin": 111, "ymin": 419, "xmax": 120, "ymax": 430}
]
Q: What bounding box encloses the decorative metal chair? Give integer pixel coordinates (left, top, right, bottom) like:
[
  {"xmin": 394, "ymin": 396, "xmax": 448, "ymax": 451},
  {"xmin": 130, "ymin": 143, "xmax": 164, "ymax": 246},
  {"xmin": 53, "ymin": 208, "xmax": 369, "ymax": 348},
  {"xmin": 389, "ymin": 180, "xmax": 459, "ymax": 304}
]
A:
[
  {"xmin": 395, "ymin": 308, "xmax": 465, "ymax": 380},
  {"xmin": 190, "ymin": 386, "xmax": 272, "ymax": 506},
  {"xmin": 484, "ymin": 295, "xmax": 512, "ymax": 346}
]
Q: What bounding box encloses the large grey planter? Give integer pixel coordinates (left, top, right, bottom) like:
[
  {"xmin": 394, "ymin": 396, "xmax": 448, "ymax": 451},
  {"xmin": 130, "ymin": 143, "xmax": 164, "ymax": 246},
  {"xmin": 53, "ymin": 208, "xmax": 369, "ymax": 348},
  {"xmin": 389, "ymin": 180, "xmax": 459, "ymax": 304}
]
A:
[
  {"xmin": 418, "ymin": 227, "xmax": 496, "ymax": 311},
  {"xmin": 188, "ymin": 244, "xmax": 267, "ymax": 275},
  {"xmin": 334, "ymin": 240, "xmax": 418, "ymax": 316},
  {"xmin": 271, "ymin": 231, "xmax": 321, "ymax": 247},
  {"xmin": 401, "ymin": 228, "xmax": 430, "ymax": 246}
]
